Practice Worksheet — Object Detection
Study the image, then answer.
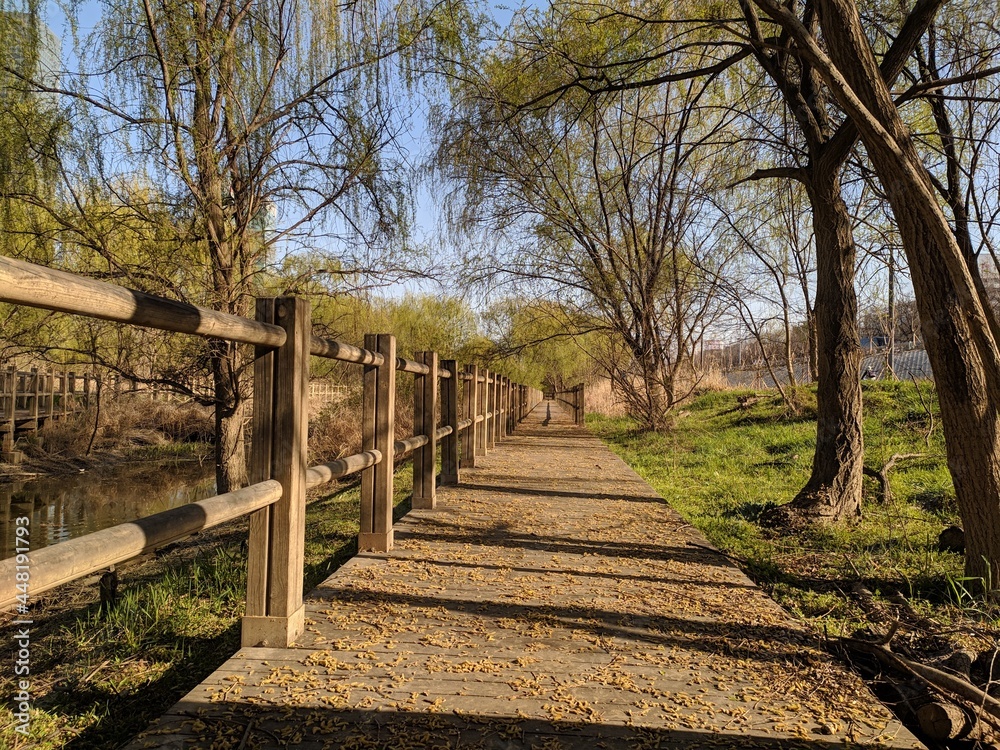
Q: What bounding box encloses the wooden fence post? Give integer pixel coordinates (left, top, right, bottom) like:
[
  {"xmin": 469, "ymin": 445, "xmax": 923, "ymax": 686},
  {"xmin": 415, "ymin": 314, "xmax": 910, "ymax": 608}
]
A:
[
  {"xmin": 509, "ymin": 380, "xmax": 515, "ymax": 432},
  {"xmin": 494, "ymin": 376, "xmax": 502, "ymax": 443},
  {"xmin": 47, "ymin": 371, "xmax": 55, "ymax": 418},
  {"xmin": 413, "ymin": 351, "xmax": 438, "ymax": 509},
  {"xmin": 242, "ymin": 296, "xmax": 309, "ymax": 648},
  {"xmin": 359, "ymin": 334, "xmax": 396, "ymax": 552},
  {"xmin": 504, "ymin": 378, "xmax": 511, "ymax": 435},
  {"xmin": 31, "ymin": 368, "xmax": 39, "ymax": 425},
  {"xmin": 476, "ymin": 370, "xmax": 487, "ymax": 457},
  {"xmin": 576, "ymin": 383, "xmax": 586, "ymax": 426},
  {"xmin": 486, "ymin": 372, "xmax": 495, "ymax": 451},
  {"xmin": 441, "ymin": 360, "xmax": 459, "ymax": 485},
  {"xmin": 462, "ymin": 364, "xmax": 478, "ymax": 469},
  {"xmin": 2, "ymin": 367, "xmax": 13, "ymax": 455},
  {"xmin": 496, "ymin": 376, "xmax": 504, "ymax": 444}
]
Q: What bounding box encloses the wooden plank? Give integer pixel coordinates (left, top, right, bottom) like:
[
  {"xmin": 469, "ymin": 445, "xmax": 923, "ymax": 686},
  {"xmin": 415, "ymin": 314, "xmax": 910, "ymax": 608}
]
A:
[
  {"xmin": 246, "ymin": 298, "xmax": 276, "ymax": 621},
  {"xmin": 441, "ymin": 359, "xmax": 459, "ymax": 485},
  {"xmin": 0, "ymin": 256, "xmax": 285, "ymax": 347}
]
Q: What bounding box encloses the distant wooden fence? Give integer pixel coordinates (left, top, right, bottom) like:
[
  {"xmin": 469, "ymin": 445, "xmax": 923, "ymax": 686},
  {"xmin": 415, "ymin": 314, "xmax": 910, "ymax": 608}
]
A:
[
  {"xmin": 553, "ymin": 384, "xmax": 586, "ymax": 426},
  {"xmin": 0, "ymin": 256, "xmax": 543, "ymax": 648}
]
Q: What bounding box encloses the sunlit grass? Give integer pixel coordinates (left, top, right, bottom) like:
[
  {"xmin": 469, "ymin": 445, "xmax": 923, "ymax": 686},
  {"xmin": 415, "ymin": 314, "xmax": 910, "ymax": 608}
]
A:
[{"xmin": 589, "ymin": 381, "xmax": 986, "ymax": 634}]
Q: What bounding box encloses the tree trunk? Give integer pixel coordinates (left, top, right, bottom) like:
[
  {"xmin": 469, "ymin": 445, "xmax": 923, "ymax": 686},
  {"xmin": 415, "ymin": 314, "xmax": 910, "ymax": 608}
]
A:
[
  {"xmin": 807, "ymin": 308, "xmax": 819, "ymax": 382},
  {"xmin": 816, "ymin": 0, "xmax": 1000, "ymax": 581},
  {"xmin": 211, "ymin": 339, "xmax": 249, "ymax": 493},
  {"xmin": 771, "ymin": 168, "xmax": 865, "ymax": 523}
]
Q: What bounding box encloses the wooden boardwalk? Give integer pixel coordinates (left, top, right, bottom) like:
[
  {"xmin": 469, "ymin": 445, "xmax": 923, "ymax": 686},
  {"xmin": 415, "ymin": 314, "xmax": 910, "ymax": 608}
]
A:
[{"xmin": 127, "ymin": 402, "xmax": 921, "ymax": 750}]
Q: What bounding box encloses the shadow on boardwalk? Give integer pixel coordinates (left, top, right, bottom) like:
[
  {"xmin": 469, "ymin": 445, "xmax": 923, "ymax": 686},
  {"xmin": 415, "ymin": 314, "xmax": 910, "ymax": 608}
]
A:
[
  {"xmin": 132, "ymin": 705, "xmax": 911, "ymax": 749},
  {"xmin": 125, "ymin": 401, "xmax": 922, "ymax": 750}
]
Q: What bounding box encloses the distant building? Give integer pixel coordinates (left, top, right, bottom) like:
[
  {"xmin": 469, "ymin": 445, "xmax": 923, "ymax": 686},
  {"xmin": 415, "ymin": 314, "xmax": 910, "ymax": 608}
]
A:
[{"xmin": 2, "ymin": 12, "xmax": 61, "ymax": 101}]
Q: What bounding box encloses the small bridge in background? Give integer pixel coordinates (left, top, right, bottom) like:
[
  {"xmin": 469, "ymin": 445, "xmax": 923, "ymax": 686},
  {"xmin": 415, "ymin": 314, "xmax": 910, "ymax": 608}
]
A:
[
  {"xmin": 0, "ymin": 367, "xmax": 94, "ymax": 461},
  {"xmin": 0, "ymin": 256, "xmax": 920, "ymax": 749}
]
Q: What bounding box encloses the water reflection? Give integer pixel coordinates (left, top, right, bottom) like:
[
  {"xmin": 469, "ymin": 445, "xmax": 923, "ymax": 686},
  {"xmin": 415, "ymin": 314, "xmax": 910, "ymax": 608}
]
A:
[{"xmin": 0, "ymin": 462, "xmax": 216, "ymax": 559}]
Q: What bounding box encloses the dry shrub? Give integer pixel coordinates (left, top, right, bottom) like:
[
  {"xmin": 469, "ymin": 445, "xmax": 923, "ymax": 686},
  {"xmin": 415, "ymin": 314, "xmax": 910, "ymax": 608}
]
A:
[
  {"xmin": 585, "ymin": 378, "xmax": 627, "ymax": 417},
  {"xmin": 692, "ymin": 366, "xmax": 731, "ymax": 394},
  {"xmin": 35, "ymin": 397, "xmax": 214, "ymax": 457},
  {"xmin": 101, "ymin": 397, "xmax": 213, "ymax": 445},
  {"xmin": 31, "ymin": 413, "xmax": 93, "ymax": 456},
  {"xmin": 307, "ymin": 378, "xmax": 416, "ymax": 464}
]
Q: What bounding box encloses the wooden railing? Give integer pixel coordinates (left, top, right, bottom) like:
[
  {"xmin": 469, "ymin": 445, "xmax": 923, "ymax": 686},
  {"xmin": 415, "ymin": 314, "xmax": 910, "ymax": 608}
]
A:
[
  {"xmin": 0, "ymin": 256, "xmax": 543, "ymax": 648},
  {"xmin": 554, "ymin": 383, "xmax": 586, "ymax": 426},
  {"xmin": 0, "ymin": 367, "xmax": 92, "ymax": 419}
]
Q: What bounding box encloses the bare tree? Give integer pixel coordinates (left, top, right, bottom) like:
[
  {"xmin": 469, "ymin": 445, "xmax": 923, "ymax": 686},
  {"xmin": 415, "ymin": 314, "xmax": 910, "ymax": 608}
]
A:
[{"xmin": 438, "ymin": 43, "xmax": 735, "ymax": 428}]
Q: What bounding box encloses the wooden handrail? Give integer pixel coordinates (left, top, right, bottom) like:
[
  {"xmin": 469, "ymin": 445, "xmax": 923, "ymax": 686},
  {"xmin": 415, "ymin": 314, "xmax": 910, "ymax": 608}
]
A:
[
  {"xmin": 310, "ymin": 336, "xmax": 383, "ymax": 365},
  {"xmin": 0, "ymin": 260, "xmax": 549, "ymax": 647},
  {"xmin": 0, "ymin": 479, "xmax": 282, "ymax": 610},
  {"xmin": 0, "ymin": 256, "xmax": 285, "ymax": 347},
  {"xmin": 306, "ymin": 450, "xmax": 382, "ymax": 489},
  {"xmin": 394, "ymin": 434, "xmax": 429, "ymax": 458}
]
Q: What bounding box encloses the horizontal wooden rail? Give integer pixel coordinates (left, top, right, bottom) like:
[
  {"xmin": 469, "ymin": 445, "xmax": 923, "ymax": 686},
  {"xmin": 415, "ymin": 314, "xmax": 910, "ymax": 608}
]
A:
[
  {"xmin": 396, "ymin": 357, "xmax": 430, "ymax": 375},
  {"xmin": 0, "ymin": 256, "xmax": 286, "ymax": 347},
  {"xmin": 394, "ymin": 434, "xmax": 429, "ymax": 458},
  {"xmin": 310, "ymin": 336, "xmax": 383, "ymax": 366},
  {"xmin": 0, "ymin": 265, "xmax": 549, "ymax": 642},
  {"xmin": 0, "ymin": 479, "xmax": 282, "ymax": 610},
  {"xmin": 306, "ymin": 450, "xmax": 382, "ymax": 489}
]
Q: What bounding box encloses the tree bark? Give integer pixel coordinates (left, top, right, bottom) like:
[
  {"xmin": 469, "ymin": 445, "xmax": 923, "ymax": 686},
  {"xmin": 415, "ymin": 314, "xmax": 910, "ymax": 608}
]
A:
[
  {"xmin": 211, "ymin": 339, "xmax": 249, "ymax": 492},
  {"xmin": 771, "ymin": 169, "xmax": 865, "ymax": 522}
]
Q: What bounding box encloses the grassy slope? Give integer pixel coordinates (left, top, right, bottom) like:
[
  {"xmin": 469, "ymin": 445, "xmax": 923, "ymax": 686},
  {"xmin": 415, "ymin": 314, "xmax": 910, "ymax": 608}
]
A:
[
  {"xmin": 589, "ymin": 381, "xmax": 995, "ymax": 634},
  {"xmin": 0, "ymin": 469, "xmax": 414, "ymax": 750}
]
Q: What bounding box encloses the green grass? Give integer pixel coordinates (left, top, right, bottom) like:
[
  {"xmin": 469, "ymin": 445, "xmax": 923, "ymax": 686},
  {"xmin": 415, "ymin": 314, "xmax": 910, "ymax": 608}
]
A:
[
  {"xmin": 0, "ymin": 468, "xmax": 414, "ymax": 750},
  {"xmin": 588, "ymin": 381, "xmax": 993, "ymax": 634}
]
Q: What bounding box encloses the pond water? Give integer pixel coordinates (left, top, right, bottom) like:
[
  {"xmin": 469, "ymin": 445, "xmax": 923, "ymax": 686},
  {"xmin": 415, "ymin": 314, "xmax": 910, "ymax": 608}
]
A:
[{"xmin": 0, "ymin": 461, "xmax": 216, "ymax": 559}]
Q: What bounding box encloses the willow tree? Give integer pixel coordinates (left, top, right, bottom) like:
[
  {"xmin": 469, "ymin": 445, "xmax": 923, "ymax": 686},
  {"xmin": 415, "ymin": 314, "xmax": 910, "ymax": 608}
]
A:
[
  {"xmin": 436, "ymin": 9, "xmax": 735, "ymax": 429},
  {"xmin": 53, "ymin": 0, "xmax": 448, "ymax": 490},
  {"xmin": 0, "ymin": 4, "xmax": 66, "ymax": 359}
]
